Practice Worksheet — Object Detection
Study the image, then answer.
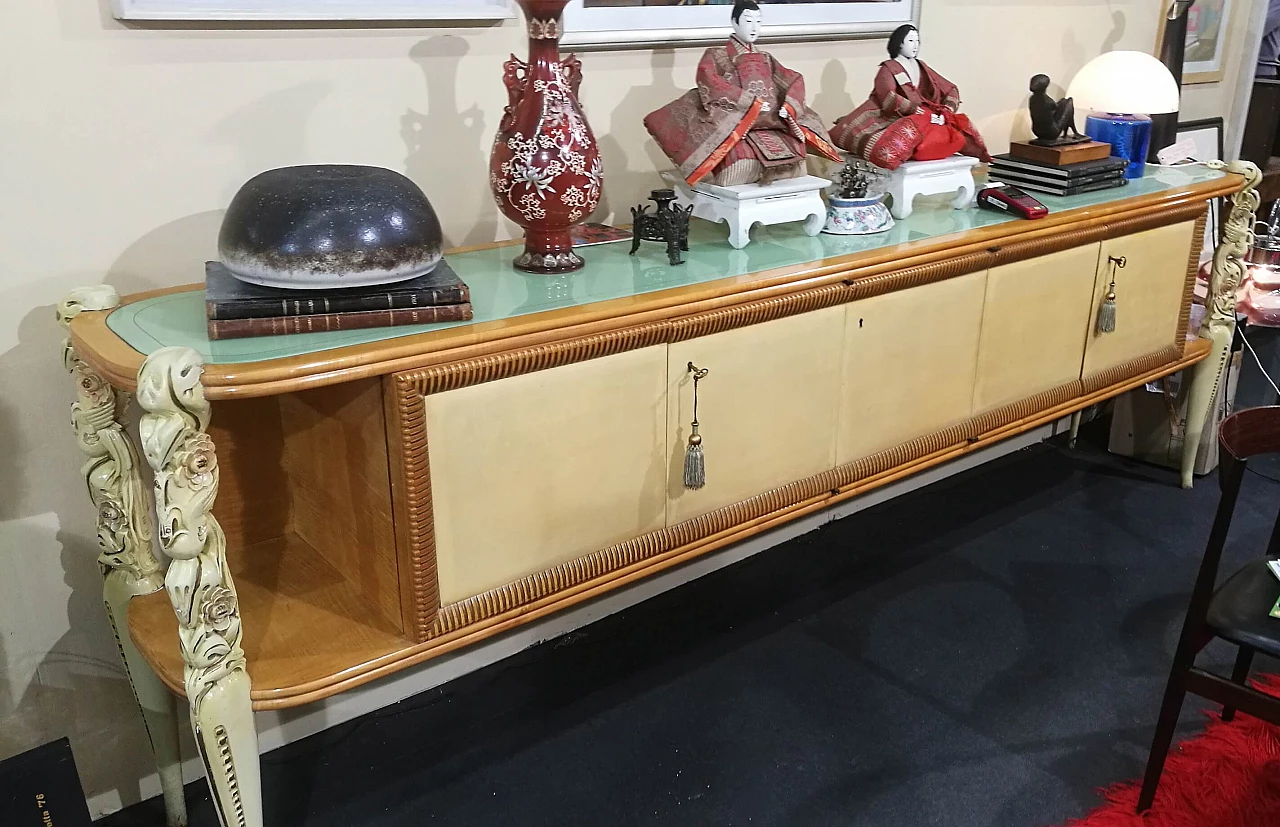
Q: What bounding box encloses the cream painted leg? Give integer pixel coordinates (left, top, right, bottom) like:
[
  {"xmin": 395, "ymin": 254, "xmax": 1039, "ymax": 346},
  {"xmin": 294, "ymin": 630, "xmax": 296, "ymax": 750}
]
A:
[
  {"xmin": 104, "ymin": 576, "xmax": 187, "ymax": 824},
  {"xmin": 137, "ymin": 347, "xmax": 262, "ymax": 827},
  {"xmin": 59, "ymin": 288, "xmax": 188, "ymax": 827},
  {"xmin": 1180, "ymin": 160, "xmax": 1261, "ymax": 488},
  {"xmin": 1068, "ymin": 410, "xmax": 1082, "ymax": 449}
]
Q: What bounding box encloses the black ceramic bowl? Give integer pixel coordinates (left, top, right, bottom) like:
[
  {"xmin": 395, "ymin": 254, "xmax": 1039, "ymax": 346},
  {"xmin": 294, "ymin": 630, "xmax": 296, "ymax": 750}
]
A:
[{"xmin": 218, "ymin": 165, "xmax": 443, "ymax": 290}]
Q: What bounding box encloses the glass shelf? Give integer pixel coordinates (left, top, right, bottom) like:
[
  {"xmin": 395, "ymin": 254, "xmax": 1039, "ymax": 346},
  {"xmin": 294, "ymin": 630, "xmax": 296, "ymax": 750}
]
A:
[{"xmin": 107, "ymin": 166, "xmax": 1225, "ymax": 366}]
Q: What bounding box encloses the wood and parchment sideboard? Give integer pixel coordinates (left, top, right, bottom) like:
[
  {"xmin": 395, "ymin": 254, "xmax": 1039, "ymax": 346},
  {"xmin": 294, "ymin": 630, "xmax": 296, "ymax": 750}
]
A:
[{"xmin": 59, "ymin": 164, "xmax": 1258, "ymax": 827}]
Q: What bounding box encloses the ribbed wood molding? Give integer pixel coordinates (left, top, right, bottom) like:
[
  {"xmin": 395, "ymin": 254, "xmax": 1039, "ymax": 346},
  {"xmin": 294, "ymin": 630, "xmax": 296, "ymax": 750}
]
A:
[
  {"xmin": 386, "ymin": 380, "xmax": 440, "ymax": 641},
  {"xmin": 1082, "ymin": 345, "xmax": 1183, "ymax": 395},
  {"xmin": 988, "ymin": 201, "xmax": 1207, "ymax": 269},
  {"xmin": 1176, "ymin": 211, "xmax": 1208, "ymax": 345},
  {"xmin": 840, "ymin": 251, "xmax": 990, "ymax": 303}
]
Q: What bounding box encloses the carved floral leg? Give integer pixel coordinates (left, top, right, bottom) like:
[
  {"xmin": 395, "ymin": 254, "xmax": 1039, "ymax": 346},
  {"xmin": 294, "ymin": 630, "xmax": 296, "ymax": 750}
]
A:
[
  {"xmin": 1180, "ymin": 160, "xmax": 1261, "ymax": 488},
  {"xmin": 58, "ymin": 288, "xmax": 188, "ymax": 827},
  {"xmin": 136, "ymin": 347, "xmax": 262, "ymax": 827}
]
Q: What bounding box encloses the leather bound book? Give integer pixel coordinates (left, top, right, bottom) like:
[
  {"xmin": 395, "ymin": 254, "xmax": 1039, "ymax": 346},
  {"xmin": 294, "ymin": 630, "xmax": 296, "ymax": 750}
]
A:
[
  {"xmin": 205, "ymin": 260, "xmax": 470, "ymax": 320},
  {"xmin": 207, "ymin": 302, "xmax": 473, "ymax": 340}
]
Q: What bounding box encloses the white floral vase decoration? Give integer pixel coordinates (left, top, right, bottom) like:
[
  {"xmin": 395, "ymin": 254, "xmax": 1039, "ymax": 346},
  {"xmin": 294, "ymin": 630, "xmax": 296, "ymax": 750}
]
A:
[{"xmin": 823, "ymin": 158, "xmax": 895, "ymax": 236}]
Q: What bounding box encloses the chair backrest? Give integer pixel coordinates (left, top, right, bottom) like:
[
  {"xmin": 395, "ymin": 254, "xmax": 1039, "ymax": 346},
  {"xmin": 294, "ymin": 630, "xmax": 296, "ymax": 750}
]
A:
[
  {"xmin": 1182, "ymin": 406, "xmax": 1280, "ymax": 639},
  {"xmin": 1219, "ymin": 405, "xmax": 1280, "ymax": 465}
]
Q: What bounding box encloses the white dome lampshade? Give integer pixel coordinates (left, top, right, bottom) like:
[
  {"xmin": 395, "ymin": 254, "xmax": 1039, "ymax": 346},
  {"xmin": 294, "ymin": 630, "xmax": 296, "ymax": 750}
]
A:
[{"xmin": 1066, "ymin": 51, "xmax": 1179, "ymax": 115}]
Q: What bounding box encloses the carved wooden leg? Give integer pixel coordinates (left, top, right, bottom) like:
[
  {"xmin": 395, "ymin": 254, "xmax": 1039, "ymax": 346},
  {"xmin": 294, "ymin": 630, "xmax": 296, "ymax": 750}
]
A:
[
  {"xmin": 137, "ymin": 347, "xmax": 262, "ymax": 827},
  {"xmin": 58, "ymin": 288, "xmax": 188, "ymax": 827},
  {"xmin": 1180, "ymin": 161, "xmax": 1261, "ymax": 488}
]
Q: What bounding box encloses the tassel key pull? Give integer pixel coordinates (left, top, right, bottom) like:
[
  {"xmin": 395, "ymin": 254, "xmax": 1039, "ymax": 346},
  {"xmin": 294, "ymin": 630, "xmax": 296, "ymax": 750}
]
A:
[
  {"xmin": 1097, "ymin": 255, "xmax": 1125, "ymax": 335},
  {"xmin": 684, "ymin": 362, "xmax": 709, "ymax": 490}
]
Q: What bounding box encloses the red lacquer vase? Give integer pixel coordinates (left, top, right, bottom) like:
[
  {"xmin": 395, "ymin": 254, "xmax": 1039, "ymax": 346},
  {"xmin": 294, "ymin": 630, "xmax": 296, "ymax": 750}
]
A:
[{"xmin": 490, "ymin": 0, "xmax": 602, "ymax": 273}]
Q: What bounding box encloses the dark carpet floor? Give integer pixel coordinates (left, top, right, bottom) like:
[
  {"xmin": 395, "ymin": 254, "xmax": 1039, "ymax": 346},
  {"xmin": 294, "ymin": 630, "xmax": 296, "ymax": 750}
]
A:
[{"xmin": 102, "ymin": 424, "xmax": 1280, "ymax": 827}]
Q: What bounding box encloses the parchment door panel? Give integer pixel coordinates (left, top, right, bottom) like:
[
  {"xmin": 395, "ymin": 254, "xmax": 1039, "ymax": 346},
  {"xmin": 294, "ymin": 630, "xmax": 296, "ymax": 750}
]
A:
[
  {"xmin": 666, "ymin": 306, "xmax": 845, "ymax": 525},
  {"xmin": 425, "ymin": 345, "xmax": 669, "ymax": 605},
  {"xmin": 1082, "ymin": 221, "xmax": 1196, "ymax": 379},
  {"xmin": 973, "ymin": 244, "xmax": 1099, "ymax": 412},
  {"xmin": 837, "ymin": 272, "xmax": 987, "ymax": 465}
]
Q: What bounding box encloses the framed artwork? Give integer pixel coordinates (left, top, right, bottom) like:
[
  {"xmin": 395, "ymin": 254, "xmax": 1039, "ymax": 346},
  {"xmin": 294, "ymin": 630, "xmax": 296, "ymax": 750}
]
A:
[
  {"xmin": 562, "ymin": 0, "xmax": 920, "ymax": 50},
  {"xmin": 110, "ymin": 0, "xmax": 511, "ymax": 21},
  {"xmin": 1156, "ymin": 0, "xmax": 1234, "ymax": 84},
  {"xmin": 1176, "ymin": 117, "xmax": 1225, "ymax": 162},
  {"xmin": 1176, "ymin": 118, "xmax": 1225, "ymax": 260}
]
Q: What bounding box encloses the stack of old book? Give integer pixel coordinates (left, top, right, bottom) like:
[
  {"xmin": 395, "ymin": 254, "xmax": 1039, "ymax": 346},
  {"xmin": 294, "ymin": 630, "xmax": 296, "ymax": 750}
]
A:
[
  {"xmin": 204, "ymin": 261, "xmax": 472, "ymax": 340},
  {"xmin": 989, "ymin": 140, "xmax": 1128, "ymax": 197}
]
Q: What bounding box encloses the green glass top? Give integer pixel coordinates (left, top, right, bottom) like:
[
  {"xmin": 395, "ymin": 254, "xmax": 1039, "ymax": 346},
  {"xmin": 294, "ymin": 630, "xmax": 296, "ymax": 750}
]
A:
[{"xmin": 107, "ymin": 167, "xmax": 1224, "ymax": 365}]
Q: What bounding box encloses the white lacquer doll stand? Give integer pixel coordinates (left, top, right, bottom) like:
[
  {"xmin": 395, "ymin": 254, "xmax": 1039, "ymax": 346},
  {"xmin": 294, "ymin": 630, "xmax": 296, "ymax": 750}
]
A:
[
  {"xmin": 884, "ymin": 156, "xmax": 979, "ymax": 219},
  {"xmin": 663, "ymin": 172, "xmax": 831, "ymax": 249}
]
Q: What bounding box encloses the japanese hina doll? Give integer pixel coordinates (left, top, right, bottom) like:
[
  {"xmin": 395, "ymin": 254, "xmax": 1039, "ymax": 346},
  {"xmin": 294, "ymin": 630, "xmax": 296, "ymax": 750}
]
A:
[
  {"xmin": 644, "ymin": 0, "xmax": 843, "ymax": 187},
  {"xmin": 831, "ymin": 24, "xmax": 991, "ymax": 171}
]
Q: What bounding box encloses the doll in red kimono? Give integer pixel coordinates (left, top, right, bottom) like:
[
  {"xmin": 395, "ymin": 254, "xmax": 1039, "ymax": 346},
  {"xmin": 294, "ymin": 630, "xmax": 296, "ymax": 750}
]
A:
[
  {"xmin": 832, "ymin": 24, "xmax": 991, "ymax": 172},
  {"xmin": 644, "ymin": 0, "xmax": 843, "ymax": 187}
]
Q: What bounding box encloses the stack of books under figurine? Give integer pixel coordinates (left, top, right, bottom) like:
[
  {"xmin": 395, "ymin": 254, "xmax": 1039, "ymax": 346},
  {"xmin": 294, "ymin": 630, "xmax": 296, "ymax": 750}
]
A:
[
  {"xmin": 988, "ymin": 149, "xmax": 1129, "ymax": 197},
  {"xmin": 205, "ymin": 261, "xmax": 472, "ymax": 340}
]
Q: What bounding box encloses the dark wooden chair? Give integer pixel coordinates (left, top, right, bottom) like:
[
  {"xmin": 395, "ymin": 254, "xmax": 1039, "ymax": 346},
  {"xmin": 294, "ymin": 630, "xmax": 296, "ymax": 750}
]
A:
[{"xmin": 1138, "ymin": 405, "xmax": 1280, "ymax": 812}]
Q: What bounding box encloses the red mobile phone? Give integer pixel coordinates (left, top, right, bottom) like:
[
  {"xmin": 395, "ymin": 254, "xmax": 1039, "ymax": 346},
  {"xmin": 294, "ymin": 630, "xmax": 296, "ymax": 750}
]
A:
[{"xmin": 977, "ymin": 184, "xmax": 1048, "ymax": 219}]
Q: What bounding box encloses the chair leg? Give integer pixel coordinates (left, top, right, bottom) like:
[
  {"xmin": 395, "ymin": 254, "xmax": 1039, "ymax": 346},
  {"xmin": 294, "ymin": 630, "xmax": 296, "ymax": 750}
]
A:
[
  {"xmin": 1138, "ymin": 659, "xmax": 1194, "ymax": 812},
  {"xmin": 1221, "ymin": 646, "xmax": 1255, "ymax": 722}
]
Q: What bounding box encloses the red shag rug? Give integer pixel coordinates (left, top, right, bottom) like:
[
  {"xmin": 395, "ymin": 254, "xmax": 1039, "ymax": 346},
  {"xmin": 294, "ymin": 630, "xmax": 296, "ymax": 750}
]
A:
[{"xmin": 1064, "ymin": 675, "xmax": 1280, "ymax": 826}]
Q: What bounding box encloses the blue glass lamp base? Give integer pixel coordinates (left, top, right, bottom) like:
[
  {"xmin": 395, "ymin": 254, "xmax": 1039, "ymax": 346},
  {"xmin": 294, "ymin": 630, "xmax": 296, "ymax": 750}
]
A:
[{"xmin": 1084, "ymin": 114, "xmax": 1151, "ymax": 179}]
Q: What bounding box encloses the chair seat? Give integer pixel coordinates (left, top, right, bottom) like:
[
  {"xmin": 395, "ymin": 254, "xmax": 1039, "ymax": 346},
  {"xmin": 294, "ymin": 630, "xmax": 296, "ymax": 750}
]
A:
[{"xmin": 1206, "ymin": 559, "xmax": 1280, "ymax": 659}]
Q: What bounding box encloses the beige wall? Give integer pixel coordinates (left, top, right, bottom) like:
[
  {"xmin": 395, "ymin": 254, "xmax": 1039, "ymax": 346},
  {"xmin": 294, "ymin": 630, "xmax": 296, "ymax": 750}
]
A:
[{"xmin": 0, "ymin": 0, "xmax": 1245, "ymax": 817}]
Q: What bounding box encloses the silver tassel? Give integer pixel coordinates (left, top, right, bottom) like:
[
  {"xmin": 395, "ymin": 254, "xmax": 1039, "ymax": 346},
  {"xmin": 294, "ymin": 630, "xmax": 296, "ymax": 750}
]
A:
[
  {"xmin": 1097, "ymin": 255, "xmax": 1124, "ymax": 335},
  {"xmin": 684, "ymin": 362, "xmax": 709, "ymax": 491},
  {"xmin": 1096, "ymin": 287, "xmax": 1116, "ymax": 334},
  {"xmin": 684, "ymin": 422, "xmax": 705, "ymax": 490}
]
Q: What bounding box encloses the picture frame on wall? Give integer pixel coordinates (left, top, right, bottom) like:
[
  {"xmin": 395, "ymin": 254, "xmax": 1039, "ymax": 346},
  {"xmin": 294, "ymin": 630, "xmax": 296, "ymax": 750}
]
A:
[
  {"xmin": 562, "ymin": 0, "xmax": 919, "ymax": 50},
  {"xmin": 111, "ymin": 0, "xmax": 512, "ymax": 21},
  {"xmin": 1156, "ymin": 0, "xmax": 1235, "ymax": 84}
]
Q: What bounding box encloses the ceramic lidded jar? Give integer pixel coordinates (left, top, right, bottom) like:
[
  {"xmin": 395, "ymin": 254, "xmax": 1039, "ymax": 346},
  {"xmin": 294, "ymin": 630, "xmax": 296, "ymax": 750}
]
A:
[
  {"xmin": 218, "ymin": 165, "xmax": 444, "ymax": 290},
  {"xmin": 489, "ymin": 0, "xmax": 602, "ymax": 274}
]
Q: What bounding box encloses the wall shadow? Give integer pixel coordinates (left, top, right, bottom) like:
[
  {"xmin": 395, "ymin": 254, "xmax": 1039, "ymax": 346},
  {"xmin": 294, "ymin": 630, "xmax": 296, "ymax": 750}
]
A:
[
  {"xmin": 208, "ymin": 81, "xmax": 334, "ymax": 198},
  {"xmin": 1101, "ymin": 10, "xmax": 1127, "ymax": 55},
  {"xmin": 813, "ymin": 58, "xmax": 855, "ymax": 133},
  {"xmin": 597, "ymin": 49, "xmax": 683, "ymax": 224},
  {"xmin": 0, "ymin": 301, "xmax": 156, "ymax": 808},
  {"xmin": 108, "ymin": 211, "xmax": 226, "ymax": 293},
  {"xmin": 403, "ymin": 35, "xmax": 498, "ymax": 249}
]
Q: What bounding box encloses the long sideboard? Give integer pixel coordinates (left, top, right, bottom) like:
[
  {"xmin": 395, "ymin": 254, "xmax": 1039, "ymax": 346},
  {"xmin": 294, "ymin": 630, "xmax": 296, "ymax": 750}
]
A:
[{"xmin": 58, "ymin": 163, "xmax": 1258, "ymax": 827}]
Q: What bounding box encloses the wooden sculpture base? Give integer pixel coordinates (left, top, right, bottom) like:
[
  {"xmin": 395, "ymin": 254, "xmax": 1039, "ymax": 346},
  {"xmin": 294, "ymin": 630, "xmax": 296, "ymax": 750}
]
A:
[{"xmin": 1011, "ymin": 140, "xmax": 1113, "ymax": 166}]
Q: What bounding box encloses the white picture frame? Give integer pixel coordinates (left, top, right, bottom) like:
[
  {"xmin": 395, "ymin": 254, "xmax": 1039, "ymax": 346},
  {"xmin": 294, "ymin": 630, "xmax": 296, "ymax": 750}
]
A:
[
  {"xmin": 111, "ymin": 0, "xmax": 512, "ymax": 21},
  {"xmin": 562, "ymin": 0, "xmax": 919, "ymax": 51}
]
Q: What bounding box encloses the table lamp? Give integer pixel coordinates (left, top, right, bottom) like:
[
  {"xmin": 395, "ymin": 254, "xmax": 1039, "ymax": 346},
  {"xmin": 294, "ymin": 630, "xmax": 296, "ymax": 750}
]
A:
[{"xmin": 1066, "ymin": 51, "xmax": 1180, "ymax": 179}]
